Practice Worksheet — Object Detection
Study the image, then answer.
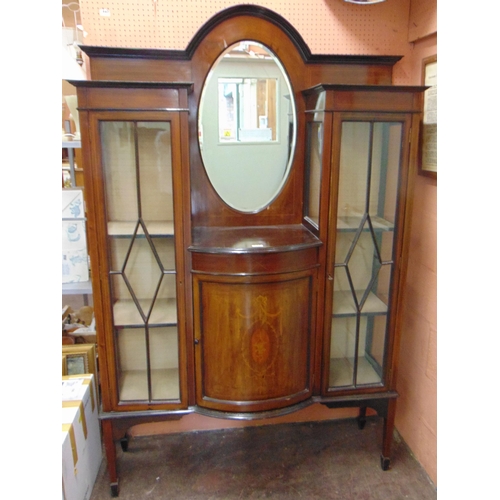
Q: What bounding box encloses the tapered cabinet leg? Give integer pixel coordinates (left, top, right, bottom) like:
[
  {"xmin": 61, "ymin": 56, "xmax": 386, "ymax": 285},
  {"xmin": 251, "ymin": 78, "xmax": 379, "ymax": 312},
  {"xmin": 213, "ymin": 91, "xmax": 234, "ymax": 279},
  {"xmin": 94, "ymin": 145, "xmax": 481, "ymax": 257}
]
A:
[
  {"xmin": 357, "ymin": 406, "xmax": 367, "ymax": 430},
  {"xmin": 102, "ymin": 419, "xmax": 119, "ymax": 496},
  {"xmin": 110, "ymin": 483, "xmax": 119, "ymax": 497},
  {"xmin": 120, "ymin": 436, "xmax": 129, "ymax": 452},
  {"xmin": 380, "ymin": 455, "xmax": 391, "ymax": 471},
  {"xmin": 380, "ymin": 399, "xmax": 396, "ymax": 471}
]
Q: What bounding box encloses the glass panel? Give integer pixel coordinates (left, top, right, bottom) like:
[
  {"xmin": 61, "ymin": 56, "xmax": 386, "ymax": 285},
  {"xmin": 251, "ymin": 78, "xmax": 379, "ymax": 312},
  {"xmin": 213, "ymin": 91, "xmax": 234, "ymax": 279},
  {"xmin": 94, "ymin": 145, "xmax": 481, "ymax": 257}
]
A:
[
  {"xmin": 329, "ymin": 316, "xmax": 357, "ymax": 387},
  {"xmin": 150, "ymin": 327, "xmax": 180, "ymax": 400},
  {"xmin": 328, "ymin": 120, "xmax": 403, "ymax": 390},
  {"xmin": 365, "ymin": 315, "xmax": 387, "ymax": 373},
  {"xmin": 150, "ymin": 274, "xmax": 178, "ymax": 326},
  {"xmin": 329, "ymin": 315, "xmax": 384, "ymax": 388},
  {"xmin": 117, "ymin": 327, "xmax": 148, "ymax": 400},
  {"xmin": 356, "ymin": 316, "xmax": 384, "ymax": 385},
  {"xmin": 369, "ymin": 123, "xmax": 402, "ymax": 228},
  {"xmin": 100, "ymin": 120, "xmax": 179, "ymax": 402},
  {"xmin": 110, "ymin": 274, "xmax": 145, "ymax": 326},
  {"xmin": 117, "ymin": 327, "xmax": 180, "ymax": 401},
  {"xmin": 137, "ymin": 122, "xmax": 174, "ymax": 224},
  {"xmin": 101, "ymin": 122, "xmax": 138, "ymax": 223},
  {"xmin": 305, "ymin": 120, "xmax": 323, "ymax": 226},
  {"xmin": 336, "ymin": 122, "xmax": 370, "ymax": 232}
]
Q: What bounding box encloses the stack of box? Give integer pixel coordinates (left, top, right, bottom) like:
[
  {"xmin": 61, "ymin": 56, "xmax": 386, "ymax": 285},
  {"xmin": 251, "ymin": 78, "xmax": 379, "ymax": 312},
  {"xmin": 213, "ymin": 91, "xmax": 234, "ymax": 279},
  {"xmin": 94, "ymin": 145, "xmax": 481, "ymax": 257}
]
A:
[{"xmin": 62, "ymin": 374, "xmax": 102, "ymax": 500}]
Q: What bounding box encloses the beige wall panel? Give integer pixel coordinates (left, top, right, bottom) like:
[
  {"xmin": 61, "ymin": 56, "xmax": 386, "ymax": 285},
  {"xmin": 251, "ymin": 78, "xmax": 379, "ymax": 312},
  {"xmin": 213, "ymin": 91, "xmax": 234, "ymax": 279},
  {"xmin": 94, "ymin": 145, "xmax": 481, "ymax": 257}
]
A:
[
  {"xmin": 408, "ymin": 0, "xmax": 437, "ymax": 42},
  {"xmin": 395, "ymin": 30, "xmax": 437, "ymax": 486},
  {"xmin": 79, "ymin": 0, "xmax": 414, "ymax": 84}
]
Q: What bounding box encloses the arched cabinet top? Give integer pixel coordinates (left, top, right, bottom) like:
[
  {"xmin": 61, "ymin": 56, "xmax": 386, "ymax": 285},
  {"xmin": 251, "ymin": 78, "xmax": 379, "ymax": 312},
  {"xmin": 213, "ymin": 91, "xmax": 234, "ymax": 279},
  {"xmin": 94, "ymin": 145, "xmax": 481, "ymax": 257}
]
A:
[
  {"xmin": 75, "ymin": 4, "xmax": 409, "ymax": 230},
  {"xmin": 80, "ymin": 5, "xmax": 402, "ymax": 86}
]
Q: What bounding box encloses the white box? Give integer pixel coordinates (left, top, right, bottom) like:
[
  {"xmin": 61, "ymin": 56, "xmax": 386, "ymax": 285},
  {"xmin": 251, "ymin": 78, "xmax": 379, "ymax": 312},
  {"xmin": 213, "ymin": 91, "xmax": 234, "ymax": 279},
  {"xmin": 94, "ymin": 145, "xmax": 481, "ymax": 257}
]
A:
[
  {"xmin": 62, "ymin": 406, "xmax": 91, "ymax": 500},
  {"xmin": 62, "ymin": 375, "xmax": 102, "ymax": 500}
]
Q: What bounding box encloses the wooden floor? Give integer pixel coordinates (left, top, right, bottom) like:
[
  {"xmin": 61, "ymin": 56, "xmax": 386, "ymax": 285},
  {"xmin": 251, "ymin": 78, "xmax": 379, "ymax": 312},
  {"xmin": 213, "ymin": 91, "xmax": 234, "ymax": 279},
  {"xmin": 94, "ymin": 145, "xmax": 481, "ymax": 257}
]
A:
[{"xmin": 90, "ymin": 417, "xmax": 437, "ymax": 499}]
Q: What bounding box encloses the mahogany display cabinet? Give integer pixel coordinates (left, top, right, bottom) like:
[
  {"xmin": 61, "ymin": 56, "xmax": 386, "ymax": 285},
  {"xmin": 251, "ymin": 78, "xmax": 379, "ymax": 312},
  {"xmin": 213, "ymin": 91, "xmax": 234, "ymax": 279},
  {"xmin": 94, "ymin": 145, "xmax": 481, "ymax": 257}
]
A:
[{"xmin": 69, "ymin": 5, "xmax": 426, "ymax": 496}]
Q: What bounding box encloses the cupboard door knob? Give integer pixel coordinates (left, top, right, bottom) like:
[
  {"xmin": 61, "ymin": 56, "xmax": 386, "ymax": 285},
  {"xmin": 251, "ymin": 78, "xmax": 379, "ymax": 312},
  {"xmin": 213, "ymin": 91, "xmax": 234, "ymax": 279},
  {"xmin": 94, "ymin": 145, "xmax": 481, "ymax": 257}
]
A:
[{"xmin": 194, "ymin": 338, "xmax": 200, "ymax": 345}]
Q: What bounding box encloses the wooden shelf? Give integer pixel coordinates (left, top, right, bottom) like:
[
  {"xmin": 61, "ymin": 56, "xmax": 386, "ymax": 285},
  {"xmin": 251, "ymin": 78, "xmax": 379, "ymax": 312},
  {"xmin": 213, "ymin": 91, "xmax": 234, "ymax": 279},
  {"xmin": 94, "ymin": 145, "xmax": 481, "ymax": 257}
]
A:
[
  {"xmin": 113, "ymin": 298, "xmax": 177, "ymax": 326},
  {"xmin": 119, "ymin": 368, "xmax": 180, "ymax": 401},
  {"xmin": 333, "ymin": 290, "xmax": 388, "ymax": 316},
  {"xmin": 108, "ymin": 221, "xmax": 175, "ymax": 237},
  {"xmin": 190, "ymin": 224, "xmax": 321, "ymax": 254}
]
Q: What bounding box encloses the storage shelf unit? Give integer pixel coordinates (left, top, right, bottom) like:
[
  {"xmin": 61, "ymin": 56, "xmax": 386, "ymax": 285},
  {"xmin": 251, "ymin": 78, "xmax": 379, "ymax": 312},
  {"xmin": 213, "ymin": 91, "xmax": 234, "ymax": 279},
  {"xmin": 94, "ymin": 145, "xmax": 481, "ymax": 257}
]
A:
[{"xmin": 62, "ymin": 139, "xmax": 81, "ymax": 188}]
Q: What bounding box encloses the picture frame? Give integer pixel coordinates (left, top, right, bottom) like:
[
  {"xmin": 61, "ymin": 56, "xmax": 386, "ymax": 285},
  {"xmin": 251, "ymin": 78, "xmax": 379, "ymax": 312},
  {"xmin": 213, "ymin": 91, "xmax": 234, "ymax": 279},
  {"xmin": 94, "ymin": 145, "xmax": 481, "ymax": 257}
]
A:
[
  {"xmin": 62, "ymin": 355, "xmax": 68, "ymax": 376},
  {"xmin": 62, "ymin": 344, "xmax": 97, "ymax": 377},
  {"xmin": 418, "ymin": 55, "xmax": 437, "ymax": 178}
]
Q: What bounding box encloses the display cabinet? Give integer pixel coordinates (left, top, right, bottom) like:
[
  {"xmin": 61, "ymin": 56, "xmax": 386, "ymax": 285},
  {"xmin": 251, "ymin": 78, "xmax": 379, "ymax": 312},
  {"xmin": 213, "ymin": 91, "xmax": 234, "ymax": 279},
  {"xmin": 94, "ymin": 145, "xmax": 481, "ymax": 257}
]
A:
[
  {"xmin": 303, "ymin": 85, "xmax": 424, "ymax": 468},
  {"xmin": 69, "ymin": 81, "xmax": 192, "ymax": 495},
  {"xmin": 77, "ymin": 86, "xmax": 192, "ymax": 412},
  {"xmin": 70, "ymin": 5, "xmax": 426, "ymax": 496}
]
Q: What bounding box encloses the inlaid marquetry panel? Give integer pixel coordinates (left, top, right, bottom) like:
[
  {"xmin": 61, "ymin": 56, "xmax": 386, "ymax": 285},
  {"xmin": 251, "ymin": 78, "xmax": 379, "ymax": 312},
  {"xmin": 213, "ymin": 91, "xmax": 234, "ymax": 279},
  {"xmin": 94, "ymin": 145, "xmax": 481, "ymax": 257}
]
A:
[{"xmin": 194, "ymin": 272, "xmax": 314, "ymax": 412}]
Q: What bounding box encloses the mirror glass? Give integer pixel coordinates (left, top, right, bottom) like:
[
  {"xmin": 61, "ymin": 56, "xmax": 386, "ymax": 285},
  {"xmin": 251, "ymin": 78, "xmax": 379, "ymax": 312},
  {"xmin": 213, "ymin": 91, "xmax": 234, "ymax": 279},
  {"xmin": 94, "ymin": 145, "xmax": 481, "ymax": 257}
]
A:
[{"xmin": 199, "ymin": 41, "xmax": 296, "ymax": 213}]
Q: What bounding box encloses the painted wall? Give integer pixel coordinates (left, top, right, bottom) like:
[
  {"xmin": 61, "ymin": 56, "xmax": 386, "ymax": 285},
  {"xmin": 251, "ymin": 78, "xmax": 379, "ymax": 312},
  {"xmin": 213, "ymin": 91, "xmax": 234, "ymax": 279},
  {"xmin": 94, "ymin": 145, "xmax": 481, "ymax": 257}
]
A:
[
  {"xmin": 394, "ymin": 0, "xmax": 437, "ymax": 485},
  {"xmin": 77, "ymin": 0, "xmax": 437, "ymax": 484},
  {"xmin": 80, "ymin": 0, "xmax": 414, "ymax": 84}
]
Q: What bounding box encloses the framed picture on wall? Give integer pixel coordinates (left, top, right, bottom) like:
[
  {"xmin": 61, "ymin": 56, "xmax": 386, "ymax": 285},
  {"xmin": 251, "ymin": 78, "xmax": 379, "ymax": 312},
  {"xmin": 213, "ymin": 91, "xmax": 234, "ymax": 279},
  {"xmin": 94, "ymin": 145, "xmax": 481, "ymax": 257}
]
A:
[
  {"xmin": 419, "ymin": 55, "xmax": 437, "ymax": 178},
  {"xmin": 62, "ymin": 344, "xmax": 97, "ymax": 376}
]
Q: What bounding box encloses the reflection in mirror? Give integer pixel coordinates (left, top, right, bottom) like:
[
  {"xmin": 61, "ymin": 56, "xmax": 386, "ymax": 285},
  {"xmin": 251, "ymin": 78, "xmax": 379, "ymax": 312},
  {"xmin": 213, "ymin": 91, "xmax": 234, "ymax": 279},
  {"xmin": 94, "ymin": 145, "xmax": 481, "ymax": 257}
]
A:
[
  {"xmin": 218, "ymin": 76, "xmax": 277, "ymax": 142},
  {"xmin": 305, "ymin": 119, "xmax": 324, "ymax": 227},
  {"xmin": 199, "ymin": 41, "xmax": 296, "ymax": 213}
]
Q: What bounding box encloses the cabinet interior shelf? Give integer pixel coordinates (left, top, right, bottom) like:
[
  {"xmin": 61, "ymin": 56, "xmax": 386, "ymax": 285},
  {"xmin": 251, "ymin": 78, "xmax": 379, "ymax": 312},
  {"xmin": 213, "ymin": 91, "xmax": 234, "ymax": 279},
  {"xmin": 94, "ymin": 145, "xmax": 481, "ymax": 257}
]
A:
[
  {"xmin": 62, "ymin": 140, "xmax": 81, "ymax": 149},
  {"xmin": 336, "ymin": 215, "xmax": 394, "ymax": 232},
  {"xmin": 119, "ymin": 368, "xmax": 180, "ymax": 401},
  {"xmin": 62, "ymin": 281, "xmax": 92, "ymax": 295},
  {"xmin": 113, "ymin": 298, "xmax": 177, "ymax": 327},
  {"xmin": 333, "ymin": 290, "xmax": 388, "ymax": 317},
  {"xmin": 108, "ymin": 221, "xmax": 175, "ymax": 237}
]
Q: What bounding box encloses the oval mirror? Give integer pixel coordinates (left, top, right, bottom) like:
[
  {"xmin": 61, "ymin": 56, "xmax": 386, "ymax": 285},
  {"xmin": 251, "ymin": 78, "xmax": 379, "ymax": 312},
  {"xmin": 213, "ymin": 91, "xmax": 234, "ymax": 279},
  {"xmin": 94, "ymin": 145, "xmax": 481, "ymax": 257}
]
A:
[{"xmin": 198, "ymin": 41, "xmax": 297, "ymax": 213}]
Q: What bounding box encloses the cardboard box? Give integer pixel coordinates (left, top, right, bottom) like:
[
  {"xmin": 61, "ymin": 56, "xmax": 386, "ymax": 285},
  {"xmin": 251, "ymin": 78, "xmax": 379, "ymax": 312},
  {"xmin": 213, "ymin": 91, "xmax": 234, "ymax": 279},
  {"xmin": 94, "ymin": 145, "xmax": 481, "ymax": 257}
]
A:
[
  {"xmin": 62, "ymin": 375, "xmax": 102, "ymax": 500},
  {"xmin": 62, "ymin": 406, "xmax": 87, "ymax": 500}
]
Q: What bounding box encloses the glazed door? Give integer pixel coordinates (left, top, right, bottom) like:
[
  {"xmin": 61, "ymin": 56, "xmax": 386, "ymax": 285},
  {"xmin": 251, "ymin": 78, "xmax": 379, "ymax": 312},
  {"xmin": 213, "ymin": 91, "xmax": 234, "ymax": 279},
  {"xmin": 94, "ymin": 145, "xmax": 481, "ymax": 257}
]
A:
[
  {"xmin": 324, "ymin": 114, "xmax": 412, "ymax": 393},
  {"xmin": 92, "ymin": 112, "xmax": 187, "ymax": 410}
]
